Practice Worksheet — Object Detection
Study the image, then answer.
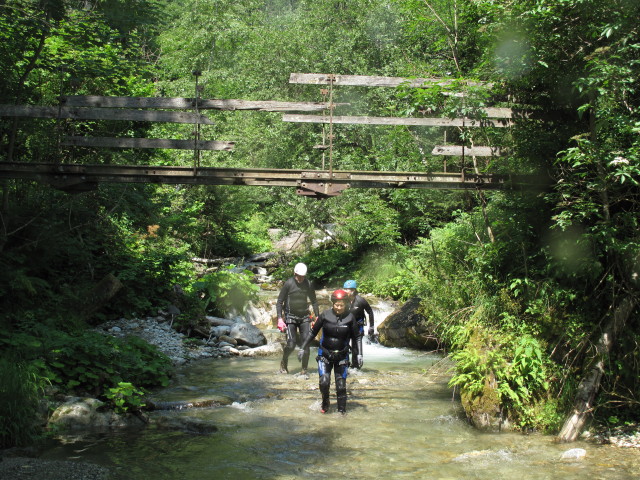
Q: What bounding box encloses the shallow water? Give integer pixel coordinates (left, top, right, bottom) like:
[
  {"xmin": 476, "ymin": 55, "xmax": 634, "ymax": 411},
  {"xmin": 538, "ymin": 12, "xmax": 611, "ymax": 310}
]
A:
[{"xmin": 39, "ymin": 340, "xmax": 640, "ymax": 480}]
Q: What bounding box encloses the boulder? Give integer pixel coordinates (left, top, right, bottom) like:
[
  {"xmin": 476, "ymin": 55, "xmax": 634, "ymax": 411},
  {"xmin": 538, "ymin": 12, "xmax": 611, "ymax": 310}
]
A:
[
  {"xmin": 242, "ymin": 301, "xmax": 273, "ymax": 327},
  {"xmin": 229, "ymin": 322, "xmax": 267, "ymax": 347},
  {"xmin": 48, "ymin": 397, "xmax": 146, "ymax": 431},
  {"xmin": 377, "ymin": 297, "xmax": 440, "ymax": 349},
  {"xmin": 211, "ymin": 325, "xmax": 231, "ymax": 337},
  {"xmin": 459, "ymin": 371, "xmax": 512, "ymax": 432}
]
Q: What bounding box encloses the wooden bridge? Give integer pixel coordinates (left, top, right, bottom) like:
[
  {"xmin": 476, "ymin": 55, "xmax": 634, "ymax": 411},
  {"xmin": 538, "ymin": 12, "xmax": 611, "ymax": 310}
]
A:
[
  {"xmin": 0, "ymin": 161, "xmax": 545, "ymax": 196},
  {"xmin": 0, "ymin": 73, "xmax": 550, "ymax": 197}
]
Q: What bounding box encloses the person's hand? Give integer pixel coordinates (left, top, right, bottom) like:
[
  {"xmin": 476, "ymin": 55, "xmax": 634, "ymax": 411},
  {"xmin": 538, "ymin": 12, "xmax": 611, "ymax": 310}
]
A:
[
  {"xmin": 277, "ymin": 318, "xmax": 286, "ymax": 332},
  {"xmin": 357, "ymin": 354, "xmax": 363, "ymax": 369},
  {"xmin": 368, "ymin": 326, "xmax": 375, "ymax": 338},
  {"xmin": 297, "ymin": 348, "xmax": 304, "ymax": 362}
]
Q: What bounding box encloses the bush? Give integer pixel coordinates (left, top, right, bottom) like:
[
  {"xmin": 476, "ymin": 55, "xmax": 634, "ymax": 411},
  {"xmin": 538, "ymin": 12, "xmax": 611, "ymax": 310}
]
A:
[
  {"xmin": 0, "ymin": 357, "xmax": 46, "ymax": 448},
  {"xmin": 43, "ymin": 331, "xmax": 173, "ymax": 397},
  {"xmin": 105, "ymin": 382, "xmax": 147, "ymax": 414}
]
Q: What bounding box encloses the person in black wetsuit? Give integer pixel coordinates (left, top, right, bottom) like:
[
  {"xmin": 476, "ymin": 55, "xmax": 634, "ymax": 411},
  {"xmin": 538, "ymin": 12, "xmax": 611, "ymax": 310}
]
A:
[
  {"xmin": 343, "ymin": 279, "xmax": 374, "ymax": 369},
  {"xmin": 297, "ymin": 289, "xmax": 359, "ymax": 414},
  {"xmin": 276, "ymin": 262, "xmax": 319, "ymax": 374}
]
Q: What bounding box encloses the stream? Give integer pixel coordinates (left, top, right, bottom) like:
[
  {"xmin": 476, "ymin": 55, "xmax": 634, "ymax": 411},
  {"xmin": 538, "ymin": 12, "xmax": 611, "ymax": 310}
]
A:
[
  {"xmin": 38, "ymin": 341, "xmax": 640, "ymax": 479},
  {"xmin": 30, "ymin": 296, "xmax": 639, "ymax": 479}
]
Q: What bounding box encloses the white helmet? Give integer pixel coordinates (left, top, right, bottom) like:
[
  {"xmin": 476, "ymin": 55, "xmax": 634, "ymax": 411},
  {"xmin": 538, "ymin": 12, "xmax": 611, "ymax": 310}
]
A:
[{"xmin": 294, "ymin": 263, "xmax": 307, "ymax": 276}]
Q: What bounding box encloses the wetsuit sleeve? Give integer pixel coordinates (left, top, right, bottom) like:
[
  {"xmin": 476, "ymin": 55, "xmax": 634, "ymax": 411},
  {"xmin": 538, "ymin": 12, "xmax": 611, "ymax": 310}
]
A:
[
  {"xmin": 300, "ymin": 313, "xmax": 324, "ymax": 350},
  {"xmin": 276, "ymin": 278, "xmax": 291, "ymax": 318},
  {"xmin": 349, "ymin": 314, "xmax": 360, "ymax": 356},
  {"xmin": 364, "ymin": 299, "xmax": 374, "ymax": 327}
]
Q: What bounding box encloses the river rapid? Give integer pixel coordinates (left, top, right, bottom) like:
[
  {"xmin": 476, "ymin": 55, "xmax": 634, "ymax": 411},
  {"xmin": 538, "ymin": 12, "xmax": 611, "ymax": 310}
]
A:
[{"xmin": 36, "ymin": 338, "xmax": 640, "ymax": 480}]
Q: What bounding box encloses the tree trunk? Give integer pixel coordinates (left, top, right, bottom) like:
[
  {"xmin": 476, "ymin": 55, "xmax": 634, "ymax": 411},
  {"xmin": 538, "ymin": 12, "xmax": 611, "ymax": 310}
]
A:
[{"xmin": 557, "ymin": 295, "xmax": 637, "ymax": 442}]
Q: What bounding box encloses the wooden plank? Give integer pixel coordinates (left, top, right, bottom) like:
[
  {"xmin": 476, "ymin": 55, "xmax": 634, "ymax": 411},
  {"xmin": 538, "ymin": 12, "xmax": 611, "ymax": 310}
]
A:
[
  {"xmin": 0, "ymin": 161, "xmax": 549, "ymax": 191},
  {"xmin": 431, "ymin": 145, "xmax": 503, "ymax": 156},
  {"xmin": 0, "ymin": 105, "xmax": 213, "ymax": 124},
  {"xmin": 61, "ymin": 96, "xmax": 345, "ymax": 112},
  {"xmin": 61, "ymin": 136, "xmax": 235, "ymax": 151},
  {"xmin": 289, "ymin": 73, "xmax": 492, "ymax": 88},
  {"xmin": 283, "ymin": 114, "xmax": 511, "ymax": 128}
]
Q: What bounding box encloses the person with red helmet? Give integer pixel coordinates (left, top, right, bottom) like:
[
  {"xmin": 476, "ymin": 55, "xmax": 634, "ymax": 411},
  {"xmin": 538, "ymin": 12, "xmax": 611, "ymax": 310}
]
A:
[
  {"xmin": 297, "ymin": 288, "xmax": 360, "ymax": 414},
  {"xmin": 276, "ymin": 263, "xmax": 319, "ymax": 375}
]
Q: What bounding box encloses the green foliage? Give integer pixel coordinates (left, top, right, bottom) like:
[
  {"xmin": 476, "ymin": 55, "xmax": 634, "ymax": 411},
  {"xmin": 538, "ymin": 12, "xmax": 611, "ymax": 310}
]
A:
[
  {"xmin": 0, "ymin": 357, "xmax": 46, "ymax": 448},
  {"xmin": 354, "ymin": 246, "xmax": 420, "ymax": 300},
  {"xmin": 105, "ymin": 382, "xmax": 147, "ymax": 414},
  {"xmin": 448, "ymin": 321, "xmax": 556, "ymax": 430},
  {"xmin": 296, "ymin": 247, "xmax": 356, "ymax": 287},
  {"xmin": 332, "ymin": 191, "xmax": 401, "ymax": 252},
  {"xmin": 42, "ymin": 331, "xmax": 172, "ymax": 396},
  {"xmin": 190, "ymin": 266, "xmax": 260, "ymax": 317}
]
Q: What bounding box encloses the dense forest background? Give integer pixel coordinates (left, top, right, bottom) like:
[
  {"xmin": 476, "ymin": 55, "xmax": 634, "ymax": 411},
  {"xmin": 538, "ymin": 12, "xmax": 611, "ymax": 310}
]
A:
[{"xmin": 1, "ymin": 0, "xmax": 639, "ymax": 447}]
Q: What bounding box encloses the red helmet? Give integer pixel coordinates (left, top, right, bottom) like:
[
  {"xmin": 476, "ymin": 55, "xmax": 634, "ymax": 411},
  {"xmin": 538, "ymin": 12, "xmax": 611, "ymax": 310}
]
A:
[{"xmin": 331, "ymin": 289, "xmax": 349, "ymax": 303}]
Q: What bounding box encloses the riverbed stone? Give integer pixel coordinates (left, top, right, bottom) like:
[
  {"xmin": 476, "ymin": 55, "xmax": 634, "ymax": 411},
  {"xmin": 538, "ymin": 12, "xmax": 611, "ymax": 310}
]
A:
[
  {"xmin": 239, "ymin": 342, "xmax": 283, "ymax": 357},
  {"xmin": 205, "ymin": 316, "xmax": 236, "ymax": 327},
  {"xmin": 229, "ymin": 321, "xmax": 267, "ymax": 347},
  {"xmin": 377, "ymin": 297, "xmax": 441, "ymax": 349},
  {"xmin": 219, "ymin": 334, "xmax": 237, "ymax": 345},
  {"xmin": 561, "ymin": 448, "xmax": 587, "ymax": 460}
]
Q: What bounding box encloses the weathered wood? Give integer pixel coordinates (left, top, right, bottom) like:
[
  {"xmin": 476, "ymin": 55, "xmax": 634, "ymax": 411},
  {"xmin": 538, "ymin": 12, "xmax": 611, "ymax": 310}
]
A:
[
  {"xmin": 557, "ymin": 296, "xmax": 637, "ymax": 443},
  {"xmin": 0, "ymin": 161, "xmax": 548, "ymax": 191},
  {"xmin": 289, "ymin": 73, "xmax": 491, "ymax": 88},
  {"xmin": 61, "ymin": 136, "xmax": 235, "ymax": 151},
  {"xmin": 61, "ymin": 96, "xmax": 344, "ymax": 112},
  {"xmin": 0, "ymin": 104, "xmax": 213, "ymax": 124},
  {"xmin": 283, "ymin": 114, "xmax": 512, "ymax": 128},
  {"xmin": 431, "ymin": 145, "xmax": 503, "ymax": 156}
]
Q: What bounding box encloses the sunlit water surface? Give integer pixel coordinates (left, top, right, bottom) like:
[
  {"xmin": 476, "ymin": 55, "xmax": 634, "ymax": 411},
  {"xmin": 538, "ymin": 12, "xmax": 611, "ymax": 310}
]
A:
[{"xmin": 39, "ymin": 339, "xmax": 639, "ymax": 480}]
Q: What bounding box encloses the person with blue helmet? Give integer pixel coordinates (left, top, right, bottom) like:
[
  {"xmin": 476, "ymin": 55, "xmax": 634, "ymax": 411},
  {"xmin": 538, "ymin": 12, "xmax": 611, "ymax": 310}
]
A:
[
  {"xmin": 343, "ymin": 279, "xmax": 374, "ymax": 369},
  {"xmin": 297, "ymin": 289, "xmax": 359, "ymax": 414}
]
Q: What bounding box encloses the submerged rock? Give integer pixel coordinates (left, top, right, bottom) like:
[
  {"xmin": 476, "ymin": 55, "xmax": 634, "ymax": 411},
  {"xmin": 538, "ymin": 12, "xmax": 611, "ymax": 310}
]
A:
[{"xmin": 561, "ymin": 448, "xmax": 587, "ymax": 460}]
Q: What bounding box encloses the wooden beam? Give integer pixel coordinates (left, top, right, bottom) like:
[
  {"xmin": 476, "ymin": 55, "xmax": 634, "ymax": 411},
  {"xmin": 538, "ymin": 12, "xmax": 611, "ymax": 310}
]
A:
[
  {"xmin": 61, "ymin": 136, "xmax": 235, "ymax": 151},
  {"xmin": 283, "ymin": 114, "xmax": 512, "ymax": 128},
  {"xmin": 431, "ymin": 145, "xmax": 503, "ymax": 156},
  {"xmin": 0, "ymin": 105, "xmax": 213, "ymax": 124},
  {"xmin": 289, "ymin": 73, "xmax": 492, "ymax": 88},
  {"xmin": 61, "ymin": 96, "xmax": 345, "ymax": 112},
  {"xmin": 0, "ymin": 162, "xmax": 548, "ymax": 191}
]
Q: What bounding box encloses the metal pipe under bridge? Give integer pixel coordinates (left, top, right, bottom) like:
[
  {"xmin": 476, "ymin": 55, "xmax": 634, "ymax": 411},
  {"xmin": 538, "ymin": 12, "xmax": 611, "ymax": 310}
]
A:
[{"xmin": 0, "ymin": 162, "xmax": 549, "ymax": 197}]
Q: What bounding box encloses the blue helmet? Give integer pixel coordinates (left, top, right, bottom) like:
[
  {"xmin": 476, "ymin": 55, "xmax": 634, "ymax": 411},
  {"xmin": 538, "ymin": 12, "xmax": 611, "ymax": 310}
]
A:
[{"xmin": 343, "ymin": 280, "xmax": 357, "ymax": 289}]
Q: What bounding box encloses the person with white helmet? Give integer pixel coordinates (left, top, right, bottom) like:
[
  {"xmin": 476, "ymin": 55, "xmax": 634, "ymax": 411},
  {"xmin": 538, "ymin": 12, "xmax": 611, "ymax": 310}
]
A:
[
  {"xmin": 297, "ymin": 289, "xmax": 359, "ymax": 414},
  {"xmin": 276, "ymin": 262, "xmax": 319, "ymax": 374},
  {"xmin": 343, "ymin": 279, "xmax": 375, "ymax": 369}
]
